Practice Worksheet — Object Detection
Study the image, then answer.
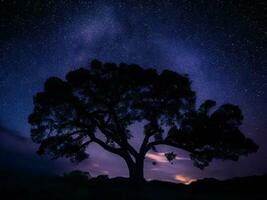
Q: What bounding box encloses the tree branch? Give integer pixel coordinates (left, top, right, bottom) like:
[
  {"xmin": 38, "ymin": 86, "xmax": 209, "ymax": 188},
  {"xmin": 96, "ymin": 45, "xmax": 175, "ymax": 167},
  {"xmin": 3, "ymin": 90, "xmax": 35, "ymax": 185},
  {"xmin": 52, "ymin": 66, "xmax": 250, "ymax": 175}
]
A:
[
  {"xmin": 91, "ymin": 135, "xmax": 124, "ymax": 156},
  {"xmin": 144, "ymin": 139, "xmax": 197, "ymax": 155},
  {"xmin": 139, "ymin": 133, "xmax": 152, "ymax": 156},
  {"xmin": 91, "ymin": 135, "xmax": 135, "ymax": 166},
  {"xmin": 144, "ymin": 140, "xmax": 182, "ymax": 155},
  {"xmin": 108, "ymin": 107, "xmax": 139, "ymax": 158},
  {"xmin": 72, "ymin": 108, "xmax": 139, "ymax": 160},
  {"xmin": 80, "ymin": 139, "xmax": 94, "ymax": 148}
]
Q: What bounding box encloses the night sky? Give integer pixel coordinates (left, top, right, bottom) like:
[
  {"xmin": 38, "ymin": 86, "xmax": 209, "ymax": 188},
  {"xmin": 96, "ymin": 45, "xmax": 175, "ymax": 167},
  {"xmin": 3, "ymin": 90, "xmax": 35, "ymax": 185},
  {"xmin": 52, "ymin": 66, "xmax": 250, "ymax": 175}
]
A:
[{"xmin": 0, "ymin": 0, "xmax": 267, "ymax": 183}]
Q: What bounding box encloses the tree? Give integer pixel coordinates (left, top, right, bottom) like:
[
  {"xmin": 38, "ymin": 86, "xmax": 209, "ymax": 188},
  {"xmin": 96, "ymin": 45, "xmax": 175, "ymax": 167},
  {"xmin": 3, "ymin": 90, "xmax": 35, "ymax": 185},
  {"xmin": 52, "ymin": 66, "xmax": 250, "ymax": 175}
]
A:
[{"xmin": 28, "ymin": 59, "xmax": 258, "ymax": 182}]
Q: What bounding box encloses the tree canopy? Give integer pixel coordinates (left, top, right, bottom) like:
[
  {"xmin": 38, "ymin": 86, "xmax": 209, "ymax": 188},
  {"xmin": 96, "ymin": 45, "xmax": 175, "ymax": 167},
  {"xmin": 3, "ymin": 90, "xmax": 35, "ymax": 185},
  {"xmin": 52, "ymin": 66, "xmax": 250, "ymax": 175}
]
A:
[{"xmin": 28, "ymin": 59, "xmax": 258, "ymax": 181}]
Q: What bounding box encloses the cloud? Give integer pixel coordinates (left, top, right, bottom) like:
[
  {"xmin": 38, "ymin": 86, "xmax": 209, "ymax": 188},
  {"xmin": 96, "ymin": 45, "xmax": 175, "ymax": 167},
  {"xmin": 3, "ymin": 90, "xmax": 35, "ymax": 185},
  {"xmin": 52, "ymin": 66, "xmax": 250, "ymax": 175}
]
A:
[
  {"xmin": 145, "ymin": 152, "xmax": 189, "ymax": 163},
  {"xmin": 0, "ymin": 127, "xmax": 73, "ymax": 175}
]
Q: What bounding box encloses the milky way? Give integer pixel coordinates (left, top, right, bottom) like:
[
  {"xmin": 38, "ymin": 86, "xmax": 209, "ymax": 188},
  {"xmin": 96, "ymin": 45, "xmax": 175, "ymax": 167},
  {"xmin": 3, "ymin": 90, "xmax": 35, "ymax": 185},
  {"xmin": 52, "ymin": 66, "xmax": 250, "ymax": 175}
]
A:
[{"xmin": 0, "ymin": 0, "xmax": 267, "ymax": 182}]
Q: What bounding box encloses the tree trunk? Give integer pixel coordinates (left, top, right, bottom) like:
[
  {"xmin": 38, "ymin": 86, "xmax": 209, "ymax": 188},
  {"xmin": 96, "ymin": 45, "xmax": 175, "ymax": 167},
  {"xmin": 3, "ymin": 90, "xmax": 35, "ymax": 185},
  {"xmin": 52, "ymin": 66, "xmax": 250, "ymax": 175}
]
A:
[{"xmin": 126, "ymin": 156, "xmax": 145, "ymax": 183}]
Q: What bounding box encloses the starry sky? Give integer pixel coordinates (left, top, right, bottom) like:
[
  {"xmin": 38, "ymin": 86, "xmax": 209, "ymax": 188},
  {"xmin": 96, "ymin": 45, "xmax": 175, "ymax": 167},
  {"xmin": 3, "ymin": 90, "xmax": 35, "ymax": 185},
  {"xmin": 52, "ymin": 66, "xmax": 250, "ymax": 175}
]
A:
[{"xmin": 0, "ymin": 0, "xmax": 267, "ymax": 183}]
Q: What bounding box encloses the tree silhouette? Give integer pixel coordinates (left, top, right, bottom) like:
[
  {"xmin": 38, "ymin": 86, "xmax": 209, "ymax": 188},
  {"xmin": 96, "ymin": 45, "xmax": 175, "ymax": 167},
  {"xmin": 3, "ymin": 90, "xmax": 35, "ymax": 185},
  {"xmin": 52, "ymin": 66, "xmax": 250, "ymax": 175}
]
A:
[{"xmin": 28, "ymin": 59, "xmax": 258, "ymax": 182}]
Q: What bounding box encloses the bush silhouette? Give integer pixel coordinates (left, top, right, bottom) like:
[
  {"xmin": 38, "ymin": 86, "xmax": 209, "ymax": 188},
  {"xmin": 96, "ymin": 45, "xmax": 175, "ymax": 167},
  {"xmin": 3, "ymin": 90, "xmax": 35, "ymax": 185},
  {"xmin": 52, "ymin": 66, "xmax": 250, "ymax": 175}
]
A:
[
  {"xmin": 63, "ymin": 170, "xmax": 91, "ymax": 184},
  {"xmin": 28, "ymin": 59, "xmax": 258, "ymax": 182}
]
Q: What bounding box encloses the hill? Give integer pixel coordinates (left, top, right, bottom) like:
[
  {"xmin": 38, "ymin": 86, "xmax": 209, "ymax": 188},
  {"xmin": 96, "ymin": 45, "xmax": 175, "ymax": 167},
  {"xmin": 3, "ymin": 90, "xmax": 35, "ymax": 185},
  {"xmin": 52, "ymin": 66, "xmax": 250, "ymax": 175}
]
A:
[{"xmin": 0, "ymin": 170, "xmax": 266, "ymax": 200}]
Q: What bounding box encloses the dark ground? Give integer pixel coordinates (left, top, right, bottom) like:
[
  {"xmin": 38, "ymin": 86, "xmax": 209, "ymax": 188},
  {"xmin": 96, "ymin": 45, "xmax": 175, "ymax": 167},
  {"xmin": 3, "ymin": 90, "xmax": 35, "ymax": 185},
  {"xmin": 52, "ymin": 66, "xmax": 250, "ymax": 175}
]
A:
[{"xmin": 0, "ymin": 170, "xmax": 266, "ymax": 200}]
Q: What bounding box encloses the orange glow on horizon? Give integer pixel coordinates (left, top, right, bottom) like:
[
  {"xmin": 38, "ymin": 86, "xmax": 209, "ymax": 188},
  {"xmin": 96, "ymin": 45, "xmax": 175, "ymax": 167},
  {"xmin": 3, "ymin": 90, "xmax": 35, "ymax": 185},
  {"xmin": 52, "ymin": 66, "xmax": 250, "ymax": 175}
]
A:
[{"xmin": 174, "ymin": 175, "xmax": 196, "ymax": 185}]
